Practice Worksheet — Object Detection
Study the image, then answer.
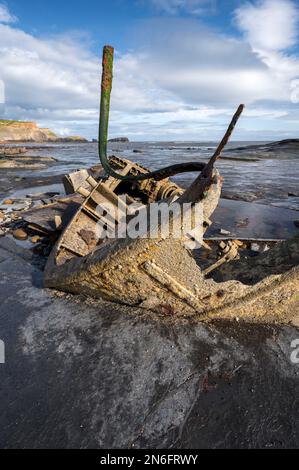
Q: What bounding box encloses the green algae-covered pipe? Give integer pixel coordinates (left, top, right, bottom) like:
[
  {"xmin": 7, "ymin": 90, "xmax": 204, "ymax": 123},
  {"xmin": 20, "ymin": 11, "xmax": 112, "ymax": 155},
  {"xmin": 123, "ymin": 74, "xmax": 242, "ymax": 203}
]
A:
[
  {"xmin": 98, "ymin": 45, "xmax": 244, "ymax": 183},
  {"xmin": 98, "ymin": 45, "xmax": 207, "ymax": 182}
]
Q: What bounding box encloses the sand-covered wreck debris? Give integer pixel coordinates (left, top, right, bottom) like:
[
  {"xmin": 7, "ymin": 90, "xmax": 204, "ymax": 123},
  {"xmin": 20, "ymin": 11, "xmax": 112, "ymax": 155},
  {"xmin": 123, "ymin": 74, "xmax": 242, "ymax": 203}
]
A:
[{"xmin": 42, "ymin": 45, "xmax": 299, "ymax": 325}]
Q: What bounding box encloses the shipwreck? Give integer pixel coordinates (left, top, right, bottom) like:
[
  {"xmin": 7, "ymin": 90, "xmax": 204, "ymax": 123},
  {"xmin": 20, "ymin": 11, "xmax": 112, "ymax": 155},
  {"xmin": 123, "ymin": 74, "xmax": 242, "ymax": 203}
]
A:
[{"xmin": 42, "ymin": 46, "xmax": 299, "ymax": 326}]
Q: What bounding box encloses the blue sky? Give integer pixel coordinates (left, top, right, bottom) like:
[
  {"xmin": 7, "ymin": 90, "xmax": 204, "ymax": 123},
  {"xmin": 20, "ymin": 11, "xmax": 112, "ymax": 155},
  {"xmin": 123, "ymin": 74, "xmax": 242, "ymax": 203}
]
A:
[
  {"xmin": 5, "ymin": 1, "xmax": 242, "ymax": 48},
  {"xmin": 0, "ymin": 0, "xmax": 299, "ymax": 141}
]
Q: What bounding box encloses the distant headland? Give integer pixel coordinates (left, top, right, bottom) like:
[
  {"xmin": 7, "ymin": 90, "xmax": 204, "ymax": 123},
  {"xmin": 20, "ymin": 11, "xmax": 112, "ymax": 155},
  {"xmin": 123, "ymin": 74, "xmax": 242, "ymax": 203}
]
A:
[
  {"xmin": 108, "ymin": 137, "xmax": 130, "ymax": 143},
  {"xmin": 0, "ymin": 120, "xmax": 87, "ymax": 143}
]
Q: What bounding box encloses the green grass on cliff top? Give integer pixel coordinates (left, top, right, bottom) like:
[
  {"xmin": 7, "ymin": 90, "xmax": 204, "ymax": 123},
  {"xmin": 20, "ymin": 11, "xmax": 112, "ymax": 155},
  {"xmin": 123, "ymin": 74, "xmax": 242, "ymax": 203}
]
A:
[{"xmin": 0, "ymin": 119, "xmax": 29, "ymax": 126}]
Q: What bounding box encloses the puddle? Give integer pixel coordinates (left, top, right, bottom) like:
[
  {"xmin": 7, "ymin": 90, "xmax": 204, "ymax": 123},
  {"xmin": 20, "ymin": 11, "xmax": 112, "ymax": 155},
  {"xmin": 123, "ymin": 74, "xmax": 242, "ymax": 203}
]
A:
[
  {"xmin": 10, "ymin": 184, "xmax": 65, "ymax": 199},
  {"xmin": 207, "ymin": 199, "xmax": 299, "ymax": 240}
]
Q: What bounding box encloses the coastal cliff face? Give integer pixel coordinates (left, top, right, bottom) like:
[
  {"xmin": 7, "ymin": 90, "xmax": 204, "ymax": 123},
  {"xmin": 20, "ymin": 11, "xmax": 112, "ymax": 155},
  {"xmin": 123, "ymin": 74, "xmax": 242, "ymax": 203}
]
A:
[{"xmin": 0, "ymin": 120, "xmax": 87, "ymax": 143}]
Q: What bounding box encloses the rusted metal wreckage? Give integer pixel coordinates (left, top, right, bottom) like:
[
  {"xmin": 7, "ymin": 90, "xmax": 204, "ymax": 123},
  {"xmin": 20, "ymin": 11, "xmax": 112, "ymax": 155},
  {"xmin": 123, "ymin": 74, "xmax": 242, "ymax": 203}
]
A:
[{"xmin": 44, "ymin": 46, "xmax": 299, "ymax": 325}]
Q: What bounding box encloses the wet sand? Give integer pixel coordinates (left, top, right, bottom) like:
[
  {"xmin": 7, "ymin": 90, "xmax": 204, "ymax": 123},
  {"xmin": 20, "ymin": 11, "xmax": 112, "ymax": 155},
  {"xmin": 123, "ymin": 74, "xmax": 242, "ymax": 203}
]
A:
[
  {"xmin": 0, "ymin": 141, "xmax": 299, "ymax": 449},
  {"xmin": 0, "ymin": 235, "xmax": 299, "ymax": 449}
]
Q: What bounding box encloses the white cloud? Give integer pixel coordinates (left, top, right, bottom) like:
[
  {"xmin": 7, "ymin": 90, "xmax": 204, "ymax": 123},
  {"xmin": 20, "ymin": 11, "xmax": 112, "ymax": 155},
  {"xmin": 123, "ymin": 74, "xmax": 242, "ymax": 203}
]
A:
[
  {"xmin": 0, "ymin": 3, "xmax": 298, "ymax": 140},
  {"xmin": 0, "ymin": 3, "xmax": 17, "ymax": 24},
  {"xmin": 148, "ymin": 0, "xmax": 214, "ymax": 15},
  {"xmin": 235, "ymin": 0, "xmax": 299, "ymax": 51},
  {"xmin": 0, "ymin": 23, "xmax": 100, "ymax": 130},
  {"xmin": 129, "ymin": 19, "xmax": 292, "ymax": 105},
  {"xmin": 235, "ymin": 0, "xmax": 299, "ymax": 112}
]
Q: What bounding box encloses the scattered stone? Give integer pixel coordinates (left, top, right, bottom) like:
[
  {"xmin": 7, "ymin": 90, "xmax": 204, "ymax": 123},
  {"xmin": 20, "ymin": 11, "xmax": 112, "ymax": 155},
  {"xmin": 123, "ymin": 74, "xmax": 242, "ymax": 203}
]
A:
[
  {"xmin": 0, "ymin": 207, "xmax": 13, "ymax": 214},
  {"xmin": 0, "ymin": 211, "xmax": 5, "ymax": 221},
  {"xmin": 31, "ymin": 235, "xmax": 41, "ymax": 244},
  {"xmin": 219, "ymin": 229, "xmax": 231, "ymax": 236},
  {"xmin": 0, "ymin": 228, "xmax": 5, "ymax": 237},
  {"xmin": 54, "ymin": 215, "xmax": 62, "ymax": 230},
  {"xmin": 219, "ymin": 241, "xmax": 227, "ymax": 250},
  {"xmin": 9, "ymin": 202, "xmax": 30, "ymax": 211},
  {"xmin": 1, "ymin": 198, "xmax": 31, "ymax": 212},
  {"xmin": 13, "ymin": 228, "xmax": 28, "ymax": 241},
  {"xmin": 250, "ymin": 243, "xmax": 261, "ymax": 253}
]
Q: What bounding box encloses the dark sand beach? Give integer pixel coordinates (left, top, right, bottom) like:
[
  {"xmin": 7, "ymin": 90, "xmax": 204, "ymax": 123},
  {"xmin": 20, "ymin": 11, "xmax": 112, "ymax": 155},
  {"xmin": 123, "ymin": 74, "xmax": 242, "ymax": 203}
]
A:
[{"xmin": 0, "ymin": 140, "xmax": 299, "ymax": 449}]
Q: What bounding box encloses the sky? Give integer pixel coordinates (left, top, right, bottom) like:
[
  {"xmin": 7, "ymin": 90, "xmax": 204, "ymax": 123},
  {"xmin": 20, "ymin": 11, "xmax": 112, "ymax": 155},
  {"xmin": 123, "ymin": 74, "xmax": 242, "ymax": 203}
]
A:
[{"xmin": 0, "ymin": 0, "xmax": 299, "ymax": 141}]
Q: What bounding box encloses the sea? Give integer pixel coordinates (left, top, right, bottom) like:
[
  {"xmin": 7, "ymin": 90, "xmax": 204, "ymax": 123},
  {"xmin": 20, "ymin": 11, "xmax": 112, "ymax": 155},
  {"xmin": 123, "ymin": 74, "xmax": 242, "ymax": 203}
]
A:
[
  {"xmin": 4, "ymin": 140, "xmax": 299, "ymax": 240},
  {"xmin": 17, "ymin": 140, "xmax": 299, "ymax": 210}
]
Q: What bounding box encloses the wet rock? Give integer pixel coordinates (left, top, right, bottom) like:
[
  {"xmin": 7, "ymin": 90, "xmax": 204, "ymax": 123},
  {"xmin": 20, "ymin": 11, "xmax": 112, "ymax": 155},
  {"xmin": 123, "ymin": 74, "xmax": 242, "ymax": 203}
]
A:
[
  {"xmin": 250, "ymin": 243, "xmax": 261, "ymax": 253},
  {"xmin": 108, "ymin": 137, "xmax": 129, "ymax": 143},
  {"xmin": 219, "ymin": 241, "xmax": 227, "ymax": 250},
  {"xmin": 12, "ymin": 202, "xmax": 30, "ymax": 211},
  {"xmin": 0, "ymin": 206, "xmax": 13, "ymax": 214},
  {"xmin": 0, "ymin": 228, "xmax": 5, "ymax": 237},
  {"xmin": 31, "ymin": 235, "xmax": 41, "ymax": 244},
  {"xmin": 251, "ymin": 242, "xmax": 270, "ymax": 254},
  {"xmin": 27, "ymin": 192, "xmax": 59, "ymax": 201},
  {"xmin": 0, "ymin": 146, "xmax": 28, "ymax": 155},
  {"xmin": 54, "ymin": 216, "xmax": 62, "ymax": 230},
  {"xmin": 13, "ymin": 228, "xmax": 28, "ymax": 241},
  {"xmin": 0, "ymin": 160, "xmax": 47, "ymax": 170},
  {"xmin": 223, "ymin": 193, "xmax": 258, "ymax": 203},
  {"xmin": 1, "ymin": 199, "xmax": 31, "ymax": 212},
  {"xmin": 294, "ymin": 220, "xmax": 299, "ymax": 229}
]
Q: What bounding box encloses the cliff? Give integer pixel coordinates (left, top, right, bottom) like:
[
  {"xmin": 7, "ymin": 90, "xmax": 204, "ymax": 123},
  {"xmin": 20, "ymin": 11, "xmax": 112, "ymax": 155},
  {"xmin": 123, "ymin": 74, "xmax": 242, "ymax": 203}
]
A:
[{"xmin": 0, "ymin": 120, "xmax": 87, "ymax": 143}]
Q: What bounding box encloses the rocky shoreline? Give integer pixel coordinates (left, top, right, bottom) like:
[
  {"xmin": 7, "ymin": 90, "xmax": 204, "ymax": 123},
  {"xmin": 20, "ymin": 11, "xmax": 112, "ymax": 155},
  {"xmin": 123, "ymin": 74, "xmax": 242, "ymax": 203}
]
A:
[
  {"xmin": 224, "ymin": 138, "xmax": 299, "ymax": 160},
  {"xmin": 0, "ymin": 145, "xmax": 58, "ymax": 170}
]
